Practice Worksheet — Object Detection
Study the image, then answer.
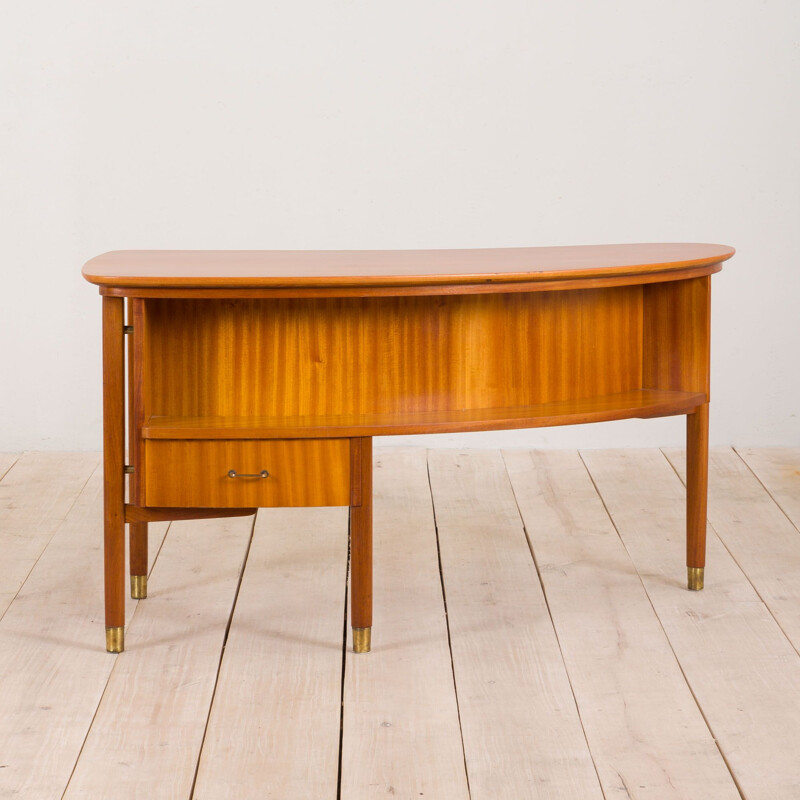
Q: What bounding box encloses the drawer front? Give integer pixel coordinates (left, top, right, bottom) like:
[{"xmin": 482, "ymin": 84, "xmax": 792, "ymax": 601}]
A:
[{"xmin": 144, "ymin": 439, "xmax": 351, "ymax": 508}]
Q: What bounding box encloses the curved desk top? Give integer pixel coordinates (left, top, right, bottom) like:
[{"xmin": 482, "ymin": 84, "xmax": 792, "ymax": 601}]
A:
[{"xmin": 83, "ymin": 243, "xmax": 734, "ymax": 296}]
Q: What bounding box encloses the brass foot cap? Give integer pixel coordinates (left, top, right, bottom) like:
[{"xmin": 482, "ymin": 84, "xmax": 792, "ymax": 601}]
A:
[
  {"xmin": 106, "ymin": 626, "xmax": 124, "ymax": 653},
  {"xmin": 131, "ymin": 574, "xmax": 148, "ymax": 599},
  {"xmin": 688, "ymin": 566, "xmax": 705, "ymax": 591},
  {"xmin": 353, "ymin": 627, "xmax": 371, "ymax": 654}
]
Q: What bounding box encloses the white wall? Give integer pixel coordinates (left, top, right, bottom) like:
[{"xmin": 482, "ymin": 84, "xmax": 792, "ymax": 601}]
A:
[{"xmin": 1, "ymin": 1, "xmax": 798, "ymax": 451}]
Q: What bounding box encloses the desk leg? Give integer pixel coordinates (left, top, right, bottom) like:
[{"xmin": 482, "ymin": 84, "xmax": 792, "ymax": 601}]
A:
[
  {"xmin": 129, "ymin": 523, "xmax": 148, "ymax": 599},
  {"xmin": 103, "ymin": 296, "xmax": 126, "ymax": 652},
  {"xmin": 127, "ymin": 298, "xmax": 148, "ymax": 600},
  {"xmin": 686, "ymin": 404, "xmax": 709, "ymax": 590},
  {"xmin": 350, "ymin": 437, "xmax": 372, "ymax": 653}
]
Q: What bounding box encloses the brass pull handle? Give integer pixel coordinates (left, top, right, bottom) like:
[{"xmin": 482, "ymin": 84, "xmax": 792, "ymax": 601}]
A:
[{"xmin": 227, "ymin": 469, "xmax": 270, "ymax": 479}]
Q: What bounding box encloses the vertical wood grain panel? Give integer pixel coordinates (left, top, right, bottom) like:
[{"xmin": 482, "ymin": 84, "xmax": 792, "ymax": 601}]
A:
[
  {"xmin": 142, "ymin": 288, "xmax": 645, "ymax": 422},
  {"xmin": 144, "ymin": 439, "xmax": 351, "ymax": 508},
  {"xmin": 643, "ymin": 276, "xmax": 710, "ymax": 395}
]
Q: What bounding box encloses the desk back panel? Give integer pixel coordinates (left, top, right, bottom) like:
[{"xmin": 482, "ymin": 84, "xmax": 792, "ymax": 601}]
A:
[{"xmin": 140, "ymin": 287, "xmax": 647, "ymax": 421}]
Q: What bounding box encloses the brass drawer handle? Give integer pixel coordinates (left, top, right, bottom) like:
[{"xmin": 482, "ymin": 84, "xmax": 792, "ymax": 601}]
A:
[{"xmin": 227, "ymin": 469, "xmax": 270, "ymax": 479}]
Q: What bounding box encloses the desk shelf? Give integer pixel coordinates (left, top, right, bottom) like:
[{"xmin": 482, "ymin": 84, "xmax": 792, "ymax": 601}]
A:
[{"xmin": 142, "ymin": 389, "xmax": 706, "ymax": 440}]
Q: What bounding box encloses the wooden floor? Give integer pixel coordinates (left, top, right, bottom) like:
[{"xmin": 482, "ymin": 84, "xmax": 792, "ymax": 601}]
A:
[{"xmin": 1, "ymin": 448, "xmax": 799, "ymax": 799}]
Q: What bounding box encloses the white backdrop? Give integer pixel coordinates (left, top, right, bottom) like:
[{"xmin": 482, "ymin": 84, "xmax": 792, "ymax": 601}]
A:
[{"xmin": 1, "ymin": 1, "xmax": 798, "ymax": 451}]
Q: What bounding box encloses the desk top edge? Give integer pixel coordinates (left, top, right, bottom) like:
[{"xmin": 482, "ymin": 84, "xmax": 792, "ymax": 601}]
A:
[{"xmin": 82, "ymin": 243, "xmax": 734, "ymax": 290}]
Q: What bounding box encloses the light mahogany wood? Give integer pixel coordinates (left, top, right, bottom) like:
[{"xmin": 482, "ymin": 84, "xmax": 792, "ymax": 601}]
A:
[
  {"xmin": 102, "ymin": 296, "xmax": 126, "ymax": 632},
  {"xmin": 86, "ymin": 244, "xmax": 730, "ymax": 652},
  {"xmin": 63, "ymin": 514, "xmax": 255, "ymax": 799},
  {"xmin": 124, "ymin": 505, "xmax": 256, "ymax": 523},
  {"xmin": 144, "ymin": 438, "xmax": 351, "ymax": 507},
  {"xmin": 504, "ymin": 449, "xmax": 738, "ymax": 797},
  {"xmin": 340, "ymin": 449, "xmax": 470, "ymax": 798},
  {"xmin": 643, "ymin": 276, "xmax": 711, "ymax": 395},
  {"xmin": 349, "ymin": 437, "xmax": 372, "ymax": 633},
  {"xmin": 142, "ymin": 390, "xmax": 706, "ymax": 439},
  {"xmin": 129, "ymin": 298, "xmax": 147, "ymax": 505},
  {"xmin": 95, "ymin": 264, "xmax": 721, "ymax": 300},
  {"xmin": 582, "ymin": 449, "xmax": 800, "ymax": 798},
  {"xmin": 193, "ymin": 507, "xmax": 346, "ymax": 798},
  {"xmin": 126, "ymin": 299, "xmax": 148, "ymax": 584},
  {"xmin": 140, "ymin": 289, "xmax": 647, "ymax": 426},
  {"xmin": 82, "ymin": 243, "xmax": 733, "ymax": 291},
  {"xmin": 428, "ymin": 449, "xmax": 603, "ymax": 797},
  {"xmin": 686, "ymin": 404, "xmax": 709, "ymax": 568}
]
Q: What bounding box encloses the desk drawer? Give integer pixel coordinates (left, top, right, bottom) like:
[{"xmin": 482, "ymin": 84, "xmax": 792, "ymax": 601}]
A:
[{"xmin": 144, "ymin": 439, "xmax": 351, "ymax": 508}]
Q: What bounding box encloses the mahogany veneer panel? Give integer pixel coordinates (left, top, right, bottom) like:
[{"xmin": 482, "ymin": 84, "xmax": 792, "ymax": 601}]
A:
[
  {"xmin": 144, "ymin": 439, "xmax": 351, "ymax": 508},
  {"xmin": 142, "ymin": 390, "xmax": 706, "ymax": 439},
  {"xmin": 140, "ymin": 289, "xmax": 645, "ymax": 425},
  {"xmin": 643, "ymin": 276, "xmax": 711, "ymax": 395},
  {"xmin": 82, "ymin": 243, "xmax": 734, "ymax": 290}
]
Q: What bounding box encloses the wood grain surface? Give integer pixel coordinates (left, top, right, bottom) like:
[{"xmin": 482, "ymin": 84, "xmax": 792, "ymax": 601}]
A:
[
  {"xmin": 582, "ymin": 449, "xmax": 800, "ymax": 799},
  {"xmin": 192, "ymin": 508, "xmax": 347, "ymax": 799},
  {"xmin": 64, "ymin": 514, "xmax": 255, "ymax": 799},
  {"xmin": 340, "ymin": 449, "xmax": 470, "ymax": 799},
  {"xmin": 4, "ymin": 448, "xmax": 800, "ymax": 798},
  {"xmin": 428, "ymin": 449, "xmax": 604, "ymax": 798},
  {"xmin": 144, "ymin": 438, "xmax": 351, "ymax": 508},
  {"xmin": 504, "ymin": 449, "xmax": 738, "ymax": 797},
  {"xmin": 142, "ymin": 390, "xmax": 705, "ymax": 439},
  {"xmin": 82, "ymin": 243, "xmax": 734, "ymax": 290}
]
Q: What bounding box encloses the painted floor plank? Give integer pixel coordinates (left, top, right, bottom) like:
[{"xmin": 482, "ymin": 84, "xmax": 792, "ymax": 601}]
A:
[
  {"xmin": 63, "ymin": 513, "xmax": 255, "ymax": 800},
  {"xmin": 736, "ymin": 447, "xmax": 800, "ymax": 529},
  {"xmin": 0, "ymin": 467, "xmax": 141, "ymax": 799},
  {"xmin": 341, "ymin": 449, "xmax": 470, "ymax": 800},
  {"xmin": 504, "ymin": 449, "xmax": 739, "ymax": 798},
  {"xmin": 192, "ymin": 507, "xmax": 347, "ymax": 800},
  {"xmin": 0, "ymin": 451, "xmax": 99, "ymax": 619},
  {"xmin": 582, "ymin": 448, "xmax": 800, "ymax": 799},
  {"xmin": 665, "ymin": 446, "xmax": 800, "ymax": 654},
  {"xmin": 428, "ymin": 449, "xmax": 603, "ymax": 799}
]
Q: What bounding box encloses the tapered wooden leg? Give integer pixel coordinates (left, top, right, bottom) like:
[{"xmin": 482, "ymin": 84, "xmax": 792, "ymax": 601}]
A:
[
  {"xmin": 350, "ymin": 437, "xmax": 372, "ymax": 653},
  {"xmin": 103, "ymin": 296, "xmax": 126, "ymax": 651},
  {"xmin": 126, "ymin": 297, "xmax": 147, "ymax": 600},
  {"xmin": 686, "ymin": 404, "xmax": 709, "ymax": 590},
  {"xmin": 129, "ymin": 522, "xmax": 148, "ymax": 599}
]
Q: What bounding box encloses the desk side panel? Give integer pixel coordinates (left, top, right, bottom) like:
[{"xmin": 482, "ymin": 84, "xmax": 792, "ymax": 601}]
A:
[{"xmin": 642, "ymin": 276, "xmax": 711, "ymax": 397}]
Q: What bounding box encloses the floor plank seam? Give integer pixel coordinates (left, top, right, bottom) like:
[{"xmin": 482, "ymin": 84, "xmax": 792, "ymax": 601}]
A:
[
  {"xmin": 188, "ymin": 510, "xmax": 259, "ymax": 800},
  {"xmin": 426, "ymin": 452, "xmax": 473, "ymax": 800},
  {"xmin": 733, "ymin": 447, "xmax": 800, "ymax": 536},
  {"xmin": 0, "ymin": 453, "xmax": 21, "ymax": 483},
  {"xmin": 0, "ymin": 458, "xmax": 101, "ymax": 628},
  {"xmin": 147, "ymin": 520, "xmax": 171, "ymax": 580},
  {"xmin": 59, "ymin": 650, "xmax": 125, "ymax": 800},
  {"xmin": 579, "ymin": 449, "xmax": 747, "ymax": 800},
  {"xmin": 660, "ymin": 448, "xmax": 800, "ymax": 662},
  {"xmin": 336, "ymin": 512, "xmax": 351, "ymax": 800},
  {"xmin": 502, "ymin": 450, "xmax": 608, "ymax": 800},
  {"xmin": 58, "ymin": 467, "xmax": 132, "ymax": 799}
]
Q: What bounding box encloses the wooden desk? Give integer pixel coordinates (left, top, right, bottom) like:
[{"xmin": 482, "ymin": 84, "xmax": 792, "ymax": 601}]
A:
[{"xmin": 83, "ymin": 243, "xmax": 734, "ymax": 653}]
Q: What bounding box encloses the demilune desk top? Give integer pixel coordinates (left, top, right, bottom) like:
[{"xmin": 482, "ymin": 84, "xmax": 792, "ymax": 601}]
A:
[{"xmin": 82, "ymin": 243, "xmax": 735, "ymax": 290}]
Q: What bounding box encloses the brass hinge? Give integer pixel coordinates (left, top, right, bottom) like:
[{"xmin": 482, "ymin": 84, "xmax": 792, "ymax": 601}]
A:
[
  {"xmin": 124, "ymin": 465, "xmax": 134, "ymax": 474},
  {"xmin": 123, "ymin": 325, "xmax": 133, "ymax": 334}
]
